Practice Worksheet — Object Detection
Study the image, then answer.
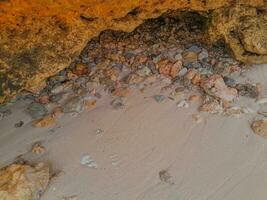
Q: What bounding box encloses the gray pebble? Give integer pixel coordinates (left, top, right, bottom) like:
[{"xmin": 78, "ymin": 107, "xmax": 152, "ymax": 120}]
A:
[
  {"xmin": 27, "ymin": 103, "xmax": 48, "ymax": 119},
  {"xmin": 63, "ymin": 96, "xmax": 84, "ymax": 113}
]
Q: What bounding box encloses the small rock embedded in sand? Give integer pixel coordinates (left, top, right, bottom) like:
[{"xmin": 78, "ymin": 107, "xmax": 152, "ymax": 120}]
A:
[
  {"xmin": 32, "ymin": 114, "xmax": 56, "ymax": 127},
  {"xmin": 192, "ymin": 114, "xmax": 202, "ymax": 123},
  {"xmin": 32, "ymin": 143, "xmax": 45, "ymax": 154},
  {"xmin": 251, "ymin": 119, "xmax": 267, "ymax": 138},
  {"xmin": 0, "ymin": 163, "xmax": 50, "ymax": 200},
  {"xmin": 80, "ymin": 154, "xmax": 98, "ymax": 169},
  {"xmin": 159, "ymin": 170, "xmax": 173, "ymax": 184},
  {"xmin": 63, "ymin": 195, "xmax": 78, "ymax": 200},
  {"xmin": 177, "ymin": 100, "xmax": 189, "ymax": 108},
  {"xmin": 236, "ymin": 83, "xmax": 260, "ymax": 99},
  {"xmin": 199, "ymin": 99, "xmax": 224, "ymax": 114},
  {"xmin": 154, "ymin": 95, "xmax": 166, "ymax": 103},
  {"xmin": 200, "ymin": 75, "xmax": 238, "ymax": 101},
  {"xmin": 112, "ymin": 87, "xmax": 130, "ymax": 97},
  {"xmin": 27, "ymin": 102, "xmax": 48, "ymax": 119},
  {"xmin": 14, "ymin": 120, "xmax": 24, "ymax": 128},
  {"xmin": 111, "ymin": 98, "xmax": 125, "ymax": 110},
  {"xmin": 84, "ymin": 100, "xmax": 97, "ymax": 110}
]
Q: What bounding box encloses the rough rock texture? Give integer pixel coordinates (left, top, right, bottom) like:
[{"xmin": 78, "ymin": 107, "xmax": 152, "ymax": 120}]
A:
[
  {"xmin": 0, "ymin": 163, "xmax": 50, "ymax": 200},
  {"xmin": 0, "ymin": 0, "xmax": 266, "ymax": 103}
]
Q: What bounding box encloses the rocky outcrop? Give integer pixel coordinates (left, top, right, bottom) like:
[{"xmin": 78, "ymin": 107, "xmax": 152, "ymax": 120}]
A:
[
  {"xmin": 0, "ymin": 163, "xmax": 50, "ymax": 200},
  {"xmin": 0, "ymin": 0, "xmax": 266, "ymax": 104}
]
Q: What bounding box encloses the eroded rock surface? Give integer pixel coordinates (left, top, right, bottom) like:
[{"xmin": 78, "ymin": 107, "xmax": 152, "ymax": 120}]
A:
[
  {"xmin": 0, "ymin": 0, "xmax": 266, "ymax": 103},
  {"xmin": 0, "ymin": 163, "xmax": 50, "ymax": 200}
]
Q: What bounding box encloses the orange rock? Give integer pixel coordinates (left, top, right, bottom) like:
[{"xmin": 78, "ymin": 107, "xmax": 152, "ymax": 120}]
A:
[
  {"xmin": 84, "ymin": 100, "xmax": 97, "ymax": 110},
  {"xmin": 157, "ymin": 59, "xmax": 182, "ymax": 78},
  {"xmin": 185, "ymin": 69, "xmax": 197, "ymax": 80},
  {"xmin": 73, "ymin": 63, "xmax": 89, "ymax": 76},
  {"xmin": 37, "ymin": 95, "xmax": 50, "ymax": 104},
  {"xmin": 191, "ymin": 73, "xmax": 201, "ymax": 85},
  {"xmin": 251, "ymin": 119, "xmax": 267, "ymax": 137},
  {"xmin": 188, "ymin": 95, "xmax": 201, "ymax": 102},
  {"xmin": 112, "ymin": 87, "xmax": 130, "ymax": 97},
  {"xmin": 31, "ymin": 143, "xmax": 45, "ymax": 154},
  {"xmin": 51, "ymin": 107, "xmax": 63, "ymax": 119},
  {"xmin": 105, "ymin": 67, "xmax": 119, "ymax": 81},
  {"xmin": 32, "ymin": 115, "xmax": 56, "ymax": 127}
]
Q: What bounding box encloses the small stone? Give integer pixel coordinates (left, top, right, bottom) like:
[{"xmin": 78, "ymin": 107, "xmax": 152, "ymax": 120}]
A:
[
  {"xmin": 136, "ymin": 66, "xmax": 151, "ymax": 77},
  {"xmin": 187, "ymin": 45, "xmax": 202, "ymax": 53},
  {"xmin": 223, "ymin": 76, "xmax": 237, "ymax": 87},
  {"xmin": 32, "ymin": 114, "xmax": 56, "ymax": 127},
  {"xmin": 27, "ymin": 102, "xmax": 48, "ymax": 119},
  {"xmin": 37, "ymin": 95, "xmax": 50, "ymax": 104},
  {"xmin": 159, "ymin": 170, "xmax": 173, "ymax": 184},
  {"xmin": 183, "ymin": 51, "xmax": 198, "ymax": 62},
  {"xmin": 200, "ymin": 75, "xmax": 238, "ymax": 101},
  {"xmin": 31, "ymin": 143, "xmax": 45, "ymax": 154},
  {"xmin": 73, "ymin": 63, "xmax": 88, "ymax": 76},
  {"xmin": 80, "ymin": 154, "xmax": 98, "ymax": 169},
  {"xmin": 0, "ymin": 109, "xmax": 12, "ymax": 120},
  {"xmin": 236, "ymin": 83, "xmax": 260, "ymax": 99},
  {"xmin": 63, "ymin": 195, "xmax": 78, "ymax": 200},
  {"xmin": 84, "ymin": 100, "xmax": 97, "ymax": 110},
  {"xmin": 50, "ymin": 93, "xmax": 63, "ymax": 103},
  {"xmin": 95, "ymin": 129, "xmax": 103, "ymax": 135},
  {"xmin": 185, "ymin": 69, "xmax": 197, "ymax": 80},
  {"xmin": 14, "ymin": 121, "xmax": 24, "ymax": 128},
  {"xmin": 111, "ymin": 98, "xmax": 125, "ymax": 110},
  {"xmin": 127, "ymin": 74, "xmax": 144, "ymax": 85},
  {"xmin": 174, "ymin": 53, "xmax": 182, "ymax": 60},
  {"xmin": 178, "ymin": 68, "xmax": 188, "ymax": 76},
  {"xmin": 63, "ymin": 96, "xmax": 84, "ymax": 113},
  {"xmin": 51, "ymin": 107, "xmax": 63, "ymax": 119},
  {"xmin": 192, "ymin": 114, "xmax": 202, "ymax": 123},
  {"xmin": 199, "ymin": 99, "xmax": 224, "ymax": 114},
  {"xmin": 198, "ymin": 49, "xmax": 209, "ymax": 60},
  {"xmin": 112, "ymin": 87, "xmax": 130, "ymax": 97},
  {"xmin": 191, "ymin": 73, "xmax": 201, "ymax": 85},
  {"xmin": 251, "ymin": 119, "xmax": 267, "ymax": 138},
  {"xmin": 188, "ymin": 95, "xmax": 201, "ymax": 102},
  {"xmin": 177, "ymin": 100, "xmax": 189, "ymax": 108},
  {"xmin": 154, "ymin": 95, "xmax": 166, "ymax": 103}
]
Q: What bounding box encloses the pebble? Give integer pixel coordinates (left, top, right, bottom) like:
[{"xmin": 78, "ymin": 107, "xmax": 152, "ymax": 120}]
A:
[
  {"xmin": 223, "ymin": 76, "xmax": 237, "ymax": 87},
  {"xmin": 236, "ymin": 84, "xmax": 259, "ymax": 99},
  {"xmin": 63, "ymin": 195, "xmax": 78, "ymax": 200},
  {"xmin": 63, "ymin": 96, "xmax": 84, "ymax": 113},
  {"xmin": 178, "ymin": 68, "xmax": 188, "ymax": 76},
  {"xmin": 80, "ymin": 154, "xmax": 98, "ymax": 168},
  {"xmin": 31, "ymin": 142, "xmax": 45, "ymax": 154},
  {"xmin": 154, "ymin": 95, "xmax": 166, "ymax": 103},
  {"xmin": 187, "ymin": 45, "xmax": 202, "ymax": 53},
  {"xmin": 177, "ymin": 100, "xmax": 189, "ymax": 108},
  {"xmin": 198, "ymin": 49, "xmax": 209, "ymax": 60},
  {"xmin": 14, "ymin": 121, "xmax": 24, "ymax": 128},
  {"xmin": 27, "ymin": 102, "xmax": 48, "ymax": 119},
  {"xmin": 251, "ymin": 119, "xmax": 267, "ymax": 138},
  {"xmin": 111, "ymin": 98, "xmax": 125, "ymax": 109}
]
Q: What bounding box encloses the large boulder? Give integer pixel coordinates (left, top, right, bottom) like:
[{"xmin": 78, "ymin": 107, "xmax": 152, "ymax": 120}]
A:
[{"xmin": 0, "ymin": 0, "xmax": 266, "ymax": 103}]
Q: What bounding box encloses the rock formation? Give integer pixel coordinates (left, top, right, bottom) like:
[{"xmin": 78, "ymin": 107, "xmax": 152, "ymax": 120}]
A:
[{"xmin": 0, "ymin": 0, "xmax": 266, "ymax": 103}]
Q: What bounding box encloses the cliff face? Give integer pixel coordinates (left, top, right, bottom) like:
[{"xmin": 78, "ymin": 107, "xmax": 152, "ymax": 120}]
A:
[{"xmin": 0, "ymin": 0, "xmax": 266, "ymax": 104}]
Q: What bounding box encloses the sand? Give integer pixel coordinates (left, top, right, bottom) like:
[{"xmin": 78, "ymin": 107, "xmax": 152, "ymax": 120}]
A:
[{"xmin": 1, "ymin": 64, "xmax": 267, "ymax": 200}]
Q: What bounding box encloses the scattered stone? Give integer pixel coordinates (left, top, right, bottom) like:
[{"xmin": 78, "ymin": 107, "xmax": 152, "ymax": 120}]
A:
[
  {"xmin": 0, "ymin": 109, "xmax": 12, "ymax": 120},
  {"xmin": 84, "ymin": 100, "xmax": 97, "ymax": 110},
  {"xmin": 127, "ymin": 74, "xmax": 144, "ymax": 85},
  {"xmin": 198, "ymin": 49, "xmax": 209, "ymax": 60},
  {"xmin": 136, "ymin": 66, "xmax": 152, "ymax": 77},
  {"xmin": 159, "ymin": 170, "xmax": 173, "ymax": 184},
  {"xmin": 0, "ymin": 163, "xmax": 50, "ymax": 200},
  {"xmin": 199, "ymin": 99, "xmax": 224, "ymax": 114},
  {"xmin": 111, "ymin": 98, "xmax": 125, "ymax": 110},
  {"xmin": 178, "ymin": 67, "xmax": 188, "ymax": 76},
  {"xmin": 27, "ymin": 102, "xmax": 48, "ymax": 119},
  {"xmin": 200, "ymin": 75, "xmax": 238, "ymax": 101},
  {"xmin": 32, "ymin": 143, "xmax": 45, "ymax": 154},
  {"xmin": 236, "ymin": 83, "xmax": 260, "ymax": 99},
  {"xmin": 32, "ymin": 114, "xmax": 56, "ymax": 127},
  {"xmin": 192, "ymin": 114, "xmax": 202, "ymax": 123},
  {"xmin": 185, "ymin": 69, "xmax": 197, "ymax": 80},
  {"xmin": 80, "ymin": 154, "xmax": 98, "ymax": 169},
  {"xmin": 51, "ymin": 107, "xmax": 63, "ymax": 119},
  {"xmin": 251, "ymin": 119, "xmax": 267, "ymax": 138},
  {"xmin": 63, "ymin": 195, "xmax": 78, "ymax": 200},
  {"xmin": 112, "ymin": 87, "xmax": 130, "ymax": 97},
  {"xmin": 223, "ymin": 76, "xmax": 237, "ymax": 87},
  {"xmin": 177, "ymin": 100, "xmax": 189, "ymax": 108},
  {"xmin": 37, "ymin": 95, "xmax": 50, "ymax": 104},
  {"xmin": 63, "ymin": 96, "xmax": 84, "ymax": 113},
  {"xmin": 14, "ymin": 121, "xmax": 24, "ymax": 128},
  {"xmin": 183, "ymin": 51, "xmax": 198, "ymax": 62},
  {"xmin": 187, "ymin": 45, "xmax": 202, "ymax": 53},
  {"xmin": 73, "ymin": 63, "xmax": 88, "ymax": 76},
  {"xmin": 154, "ymin": 95, "xmax": 166, "ymax": 103},
  {"xmin": 95, "ymin": 128, "xmax": 103, "ymax": 135}
]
